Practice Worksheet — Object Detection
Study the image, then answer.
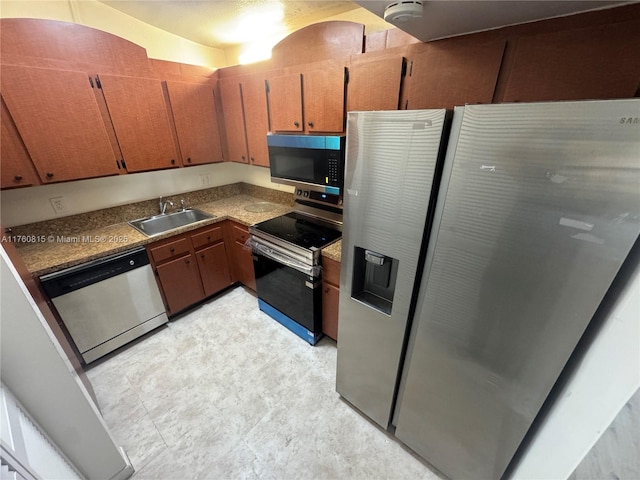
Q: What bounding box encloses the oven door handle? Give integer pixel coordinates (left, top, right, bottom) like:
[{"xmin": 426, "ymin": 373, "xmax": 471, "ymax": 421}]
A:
[{"xmin": 252, "ymin": 241, "xmax": 318, "ymax": 277}]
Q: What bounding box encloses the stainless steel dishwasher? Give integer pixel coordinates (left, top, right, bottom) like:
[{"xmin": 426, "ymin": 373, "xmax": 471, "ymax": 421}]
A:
[{"xmin": 40, "ymin": 247, "xmax": 168, "ymax": 364}]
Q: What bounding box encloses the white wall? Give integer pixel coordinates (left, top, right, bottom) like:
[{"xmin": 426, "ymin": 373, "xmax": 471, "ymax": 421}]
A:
[
  {"xmin": 0, "ymin": 248, "xmax": 133, "ymax": 479},
  {"xmin": 0, "ymin": 162, "xmax": 293, "ymax": 227},
  {"xmin": 0, "ymin": 0, "xmax": 227, "ymax": 67},
  {"xmin": 511, "ymin": 253, "xmax": 640, "ymax": 478}
]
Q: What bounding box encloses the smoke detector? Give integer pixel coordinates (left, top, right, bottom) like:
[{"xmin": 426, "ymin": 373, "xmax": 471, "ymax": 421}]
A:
[{"xmin": 384, "ymin": 1, "xmax": 423, "ymax": 23}]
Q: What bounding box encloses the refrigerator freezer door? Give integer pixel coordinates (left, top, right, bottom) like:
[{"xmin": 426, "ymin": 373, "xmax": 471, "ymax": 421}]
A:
[
  {"xmin": 394, "ymin": 100, "xmax": 640, "ymax": 479},
  {"xmin": 337, "ymin": 109, "xmax": 448, "ymax": 428}
]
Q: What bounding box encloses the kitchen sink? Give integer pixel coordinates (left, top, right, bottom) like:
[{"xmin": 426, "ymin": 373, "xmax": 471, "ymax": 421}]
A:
[{"xmin": 128, "ymin": 208, "xmax": 214, "ymax": 237}]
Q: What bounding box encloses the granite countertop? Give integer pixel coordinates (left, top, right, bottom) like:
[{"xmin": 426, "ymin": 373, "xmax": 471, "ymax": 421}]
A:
[
  {"xmin": 321, "ymin": 239, "xmax": 341, "ymax": 263},
  {"xmin": 13, "ymin": 192, "xmax": 342, "ymax": 276}
]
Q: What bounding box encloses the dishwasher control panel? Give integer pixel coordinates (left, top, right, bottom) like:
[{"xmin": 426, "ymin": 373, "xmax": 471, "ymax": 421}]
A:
[{"xmin": 40, "ymin": 247, "xmax": 149, "ymax": 298}]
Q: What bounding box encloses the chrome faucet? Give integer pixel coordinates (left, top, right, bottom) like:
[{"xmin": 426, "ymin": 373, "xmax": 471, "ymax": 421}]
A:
[
  {"xmin": 180, "ymin": 198, "xmax": 186, "ymax": 211},
  {"xmin": 159, "ymin": 196, "xmax": 175, "ymax": 215}
]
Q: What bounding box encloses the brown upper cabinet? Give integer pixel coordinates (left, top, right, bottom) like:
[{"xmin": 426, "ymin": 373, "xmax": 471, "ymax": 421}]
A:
[
  {"xmin": 164, "ymin": 80, "xmax": 224, "ymax": 166},
  {"xmin": 347, "ymin": 55, "xmax": 406, "ymax": 112},
  {"xmin": 0, "ymin": 97, "xmax": 40, "ymax": 189},
  {"xmin": 268, "ymin": 72, "xmax": 303, "ymax": 132},
  {"xmin": 402, "ymin": 40, "xmax": 506, "ymax": 110},
  {"xmin": 0, "ymin": 65, "xmax": 120, "ymax": 183},
  {"xmin": 97, "ymin": 74, "xmax": 180, "ymax": 172},
  {"xmin": 498, "ymin": 22, "xmax": 640, "ymax": 103},
  {"xmin": 219, "ymin": 77, "xmax": 248, "ymax": 163},
  {"xmin": 267, "ymin": 62, "xmax": 346, "ymax": 133},
  {"xmin": 219, "ymin": 73, "xmax": 270, "ymax": 166},
  {"xmin": 241, "ymin": 75, "xmax": 270, "ymax": 167}
]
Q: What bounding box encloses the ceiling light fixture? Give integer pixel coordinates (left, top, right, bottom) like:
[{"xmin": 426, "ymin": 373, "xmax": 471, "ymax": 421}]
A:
[{"xmin": 383, "ymin": 0, "xmax": 423, "ymax": 23}]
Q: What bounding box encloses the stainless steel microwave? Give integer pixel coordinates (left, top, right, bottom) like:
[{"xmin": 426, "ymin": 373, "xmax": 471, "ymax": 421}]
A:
[{"xmin": 267, "ymin": 134, "xmax": 345, "ymax": 195}]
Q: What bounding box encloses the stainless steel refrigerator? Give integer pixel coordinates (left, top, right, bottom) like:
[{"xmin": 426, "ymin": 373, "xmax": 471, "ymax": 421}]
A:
[{"xmin": 336, "ymin": 100, "xmax": 640, "ymax": 479}]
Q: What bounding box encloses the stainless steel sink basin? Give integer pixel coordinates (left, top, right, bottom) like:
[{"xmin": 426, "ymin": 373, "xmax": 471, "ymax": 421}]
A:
[{"xmin": 128, "ymin": 208, "xmax": 214, "ymax": 237}]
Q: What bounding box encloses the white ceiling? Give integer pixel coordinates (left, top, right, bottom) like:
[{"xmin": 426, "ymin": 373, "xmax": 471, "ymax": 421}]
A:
[
  {"xmin": 355, "ymin": 0, "xmax": 635, "ymax": 42},
  {"xmin": 98, "ymin": 0, "xmax": 636, "ymax": 52}
]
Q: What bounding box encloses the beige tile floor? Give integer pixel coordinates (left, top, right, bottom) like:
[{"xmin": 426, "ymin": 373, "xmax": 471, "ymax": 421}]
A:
[{"xmin": 86, "ymin": 286, "xmax": 441, "ymax": 479}]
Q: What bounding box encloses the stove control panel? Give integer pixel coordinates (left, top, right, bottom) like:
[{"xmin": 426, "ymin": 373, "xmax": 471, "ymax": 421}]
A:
[{"xmin": 295, "ymin": 189, "xmax": 341, "ymax": 206}]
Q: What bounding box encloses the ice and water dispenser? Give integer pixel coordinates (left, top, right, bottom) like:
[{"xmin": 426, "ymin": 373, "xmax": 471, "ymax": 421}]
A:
[{"xmin": 351, "ymin": 247, "xmax": 398, "ymax": 315}]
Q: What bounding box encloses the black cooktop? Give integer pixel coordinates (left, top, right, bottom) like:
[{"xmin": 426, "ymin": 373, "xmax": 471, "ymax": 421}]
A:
[{"xmin": 252, "ymin": 212, "xmax": 341, "ymax": 250}]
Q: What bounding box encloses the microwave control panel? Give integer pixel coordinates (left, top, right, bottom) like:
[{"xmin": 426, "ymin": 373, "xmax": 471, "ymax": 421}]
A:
[{"xmin": 327, "ymin": 153, "xmax": 341, "ymax": 185}]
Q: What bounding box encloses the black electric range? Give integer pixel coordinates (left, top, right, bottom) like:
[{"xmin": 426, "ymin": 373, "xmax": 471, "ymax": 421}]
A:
[{"xmin": 249, "ymin": 208, "xmax": 342, "ymax": 345}]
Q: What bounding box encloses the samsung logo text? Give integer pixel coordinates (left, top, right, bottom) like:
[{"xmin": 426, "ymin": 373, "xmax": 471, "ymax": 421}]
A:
[{"xmin": 619, "ymin": 117, "xmax": 640, "ymax": 124}]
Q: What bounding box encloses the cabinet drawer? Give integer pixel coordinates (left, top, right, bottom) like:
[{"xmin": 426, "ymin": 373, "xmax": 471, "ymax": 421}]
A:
[
  {"xmin": 191, "ymin": 225, "xmax": 224, "ymax": 250},
  {"xmin": 231, "ymin": 224, "xmax": 250, "ymax": 244},
  {"xmin": 322, "ymin": 257, "xmax": 340, "ymax": 286},
  {"xmin": 149, "ymin": 237, "xmax": 190, "ymax": 264}
]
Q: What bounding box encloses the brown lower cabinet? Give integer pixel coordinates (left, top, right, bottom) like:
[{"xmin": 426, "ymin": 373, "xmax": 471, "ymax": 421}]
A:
[
  {"xmin": 147, "ymin": 221, "xmax": 242, "ymax": 316},
  {"xmin": 226, "ymin": 221, "xmax": 257, "ymax": 292},
  {"xmin": 321, "ymin": 256, "xmax": 341, "ymax": 341}
]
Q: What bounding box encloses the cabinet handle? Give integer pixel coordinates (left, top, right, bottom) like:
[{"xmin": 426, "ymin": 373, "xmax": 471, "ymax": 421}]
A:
[
  {"xmin": 185, "ymin": 259, "xmax": 190, "ymax": 264},
  {"xmin": 170, "ymin": 159, "xmax": 176, "ymax": 165},
  {"xmin": 170, "ymin": 247, "xmax": 175, "ymax": 253},
  {"xmin": 187, "ymin": 157, "xmax": 192, "ymax": 163},
  {"xmin": 14, "ymin": 175, "xmax": 23, "ymax": 182},
  {"xmin": 250, "ymin": 157, "xmax": 255, "ymax": 163},
  {"xmin": 241, "ymin": 155, "xmax": 246, "ymax": 161},
  {"xmin": 46, "ymin": 172, "xmax": 54, "ymax": 179},
  {"xmin": 324, "ymin": 288, "xmax": 329, "ymax": 293},
  {"xmin": 294, "ymin": 121, "xmax": 300, "ymax": 128},
  {"xmin": 307, "ymin": 122, "xmax": 314, "ymax": 128},
  {"xmin": 201, "ymin": 254, "xmax": 205, "ymax": 259},
  {"xmin": 207, "ymin": 235, "xmax": 211, "ymax": 241}
]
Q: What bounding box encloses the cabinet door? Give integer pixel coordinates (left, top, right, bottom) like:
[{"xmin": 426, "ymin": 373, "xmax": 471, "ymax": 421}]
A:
[
  {"xmin": 500, "ymin": 22, "xmax": 640, "ymax": 102},
  {"xmin": 242, "ymin": 75, "xmax": 270, "ymax": 167},
  {"xmin": 196, "ymin": 242, "xmax": 232, "ymax": 297},
  {"xmin": 0, "ymin": 97, "xmax": 40, "ymax": 188},
  {"xmin": 303, "ymin": 68, "xmax": 345, "ymax": 133},
  {"xmin": 227, "ymin": 222, "xmax": 256, "ymax": 291},
  {"xmin": 155, "ymin": 254, "xmax": 205, "ymax": 315},
  {"xmin": 232, "ymin": 240, "xmax": 257, "ymax": 291},
  {"xmin": 268, "ymin": 73, "xmax": 303, "ymax": 132},
  {"xmin": 0, "ymin": 65, "xmax": 119, "ymax": 183},
  {"xmin": 404, "ymin": 41, "xmax": 505, "ymax": 110},
  {"xmin": 322, "ymin": 281, "xmax": 340, "ymax": 341},
  {"xmin": 347, "ymin": 56, "xmax": 404, "ymax": 112},
  {"xmin": 165, "ymin": 81, "xmax": 223, "ymax": 166},
  {"xmin": 219, "ymin": 77, "xmax": 249, "ymax": 163},
  {"xmin": 98, "ymin": 74, "xmax": 179, "ymax": 172}
]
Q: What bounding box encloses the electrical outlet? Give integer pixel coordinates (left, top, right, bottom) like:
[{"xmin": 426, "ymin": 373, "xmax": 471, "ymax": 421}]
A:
[
  {"xmin": 50, "ymin": 196, "xmax": 67, "ymax": 214},
  {"xmin": 199, "ymin": 174, "xmax": 211, "ymax": 187}
]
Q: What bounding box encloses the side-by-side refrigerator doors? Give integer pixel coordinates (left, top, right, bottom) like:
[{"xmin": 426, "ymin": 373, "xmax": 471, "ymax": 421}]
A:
[
  {"xmin": 394, "ymin": 100, "xmax": 640, "ymax": 479},
  {"xmin": 336, "ymin": 109, "xmax": 448, "ymax": 428}
]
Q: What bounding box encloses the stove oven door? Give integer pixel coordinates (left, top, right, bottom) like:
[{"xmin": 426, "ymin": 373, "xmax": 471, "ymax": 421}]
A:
[{"xmin": 252, "ymin": 240, "xmax": 322, "ymax": 344}]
